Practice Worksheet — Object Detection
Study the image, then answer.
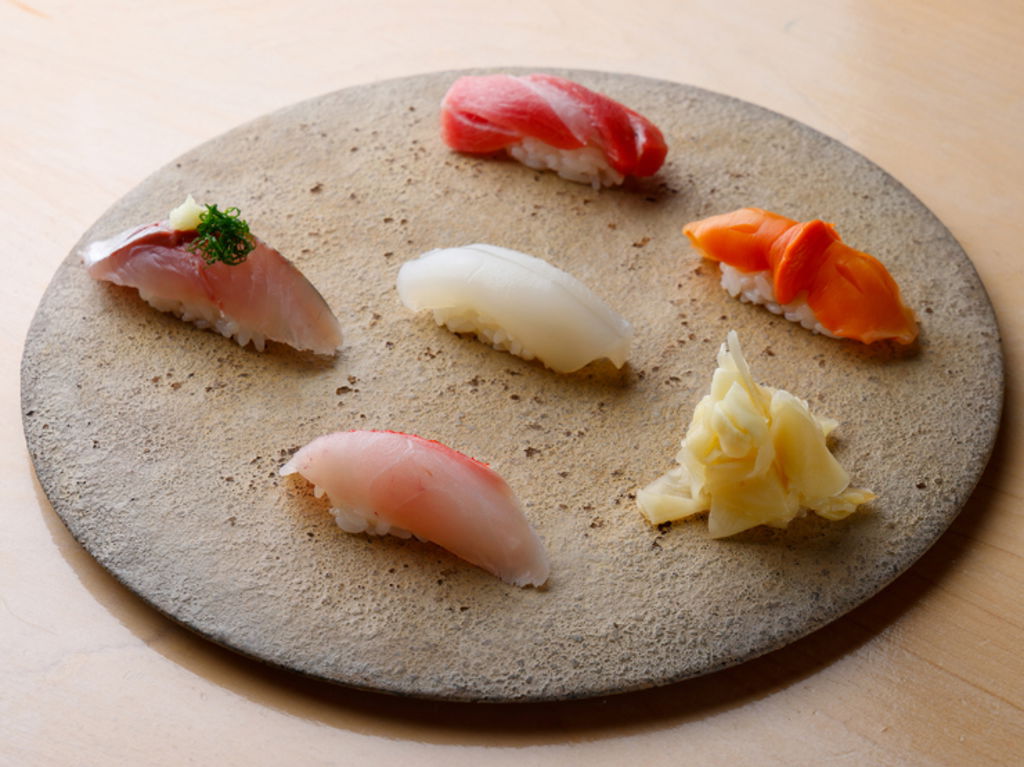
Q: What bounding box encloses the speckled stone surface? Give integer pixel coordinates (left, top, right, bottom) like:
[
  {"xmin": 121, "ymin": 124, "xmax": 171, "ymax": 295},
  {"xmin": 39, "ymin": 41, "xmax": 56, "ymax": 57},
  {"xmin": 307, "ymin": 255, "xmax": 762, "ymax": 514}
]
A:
[{"xmin": 21, "ymin": 70, "xmax": 1003, "ymax": 702}]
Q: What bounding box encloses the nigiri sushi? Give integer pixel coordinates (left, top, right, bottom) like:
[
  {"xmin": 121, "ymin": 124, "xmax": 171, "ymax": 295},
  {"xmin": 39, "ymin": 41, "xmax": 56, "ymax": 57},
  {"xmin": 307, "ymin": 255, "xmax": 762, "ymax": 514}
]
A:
[
  {"xmin": 684, "ymin": 207, "xmax": 918, "ymax": 345},
  {"xmin": 396, "ymin": 244, "xmax": 632, "ymax": 373},
  {"xmin": 82, "ymin": 196, "xmax": 343, "ymax": 355},
  {"xmin": 440, "ymin": 73, "xmax": 668, "ymax": 188},
  {"xmin": 280, "ymin": 430, "xmax": 550, "ymax": 587}
]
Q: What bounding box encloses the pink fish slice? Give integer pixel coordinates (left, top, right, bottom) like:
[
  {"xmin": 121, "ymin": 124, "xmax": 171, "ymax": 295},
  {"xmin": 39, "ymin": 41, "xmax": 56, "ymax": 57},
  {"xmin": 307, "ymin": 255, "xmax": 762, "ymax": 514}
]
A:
[
  {"xmin": 280, "ymin": 430, "xmax": 551, "ymax": 587},
  {"xmin": 82, "ymin": 219, "xmax": 342, "ymax": 355}
]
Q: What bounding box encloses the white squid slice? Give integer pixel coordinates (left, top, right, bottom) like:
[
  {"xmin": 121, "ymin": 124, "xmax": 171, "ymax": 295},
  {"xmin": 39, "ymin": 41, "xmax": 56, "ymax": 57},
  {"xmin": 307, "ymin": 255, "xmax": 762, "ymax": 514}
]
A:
[{"xmin": 396, "ymin": 244, "xmax": 632, "ymax": 373}]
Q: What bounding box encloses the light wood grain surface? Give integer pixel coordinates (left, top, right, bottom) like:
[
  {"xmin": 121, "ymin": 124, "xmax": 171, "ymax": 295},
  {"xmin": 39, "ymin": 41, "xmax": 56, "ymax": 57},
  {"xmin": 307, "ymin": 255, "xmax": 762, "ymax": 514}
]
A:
[{"xmin": 3, "ymin": 1, "xmax": 1021, "ymax": 765}]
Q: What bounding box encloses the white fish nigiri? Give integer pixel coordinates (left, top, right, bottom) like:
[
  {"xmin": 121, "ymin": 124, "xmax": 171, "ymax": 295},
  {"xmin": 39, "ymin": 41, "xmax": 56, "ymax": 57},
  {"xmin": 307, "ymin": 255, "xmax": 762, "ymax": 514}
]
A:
[
  {"xmin": 396, "ymin": 244, "xmax": 632, "ymax": 373},
  {"xmin": 279, "ymin": 430, "xmax": 550, "ymax": 587},
  {"xmin": 82, "ymin": 197, "xmax": 343, "ymax": 355}
]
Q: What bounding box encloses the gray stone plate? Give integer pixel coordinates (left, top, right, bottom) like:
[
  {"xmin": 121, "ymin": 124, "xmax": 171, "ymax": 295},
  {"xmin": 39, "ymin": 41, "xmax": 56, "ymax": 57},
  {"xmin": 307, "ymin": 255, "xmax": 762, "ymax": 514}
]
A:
[{"xmin": 21, "ymin": 70, "xmax": 1002, "ymax": 702}]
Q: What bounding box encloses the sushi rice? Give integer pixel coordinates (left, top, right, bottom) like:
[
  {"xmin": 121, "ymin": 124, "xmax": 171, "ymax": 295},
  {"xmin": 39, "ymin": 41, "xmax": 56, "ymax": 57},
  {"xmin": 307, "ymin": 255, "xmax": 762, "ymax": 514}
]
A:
[
  {"xmin": 508, "ymin": 137, "xmax": 624, "ymax": 188},
  {"xmin": 307, "ymin": 472, "xmax": 422, "ymax": 540},
  {"xmin": 718, "ymin": 263, "xmax": 837, "ymax": 339},
  {"xmin": 141, "ymin": 291, "xmax": 271, "ymax": 351},
  {"xmin": 429, "ymin": 308, "xmax": 536, "ymax": 363}
]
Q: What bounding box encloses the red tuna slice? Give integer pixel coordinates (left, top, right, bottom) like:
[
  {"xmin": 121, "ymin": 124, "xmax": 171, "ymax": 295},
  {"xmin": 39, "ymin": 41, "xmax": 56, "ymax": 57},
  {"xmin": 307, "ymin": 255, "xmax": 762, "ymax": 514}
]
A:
[
  {"xmin": 440, "ymin": 73, "xmax": 667, "ymax": 178},
  {"xmin": 441, "ymin": 74, "xmax": 582, "ymax": 153},
  {"xmin": 524, "ymin": 74, "xmax": 666, "ymax": 177}
]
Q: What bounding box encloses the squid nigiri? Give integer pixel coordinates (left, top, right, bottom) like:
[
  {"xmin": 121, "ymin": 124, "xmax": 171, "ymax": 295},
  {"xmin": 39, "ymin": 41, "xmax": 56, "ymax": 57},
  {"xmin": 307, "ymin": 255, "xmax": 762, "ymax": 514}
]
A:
[
  {"xmin": 279, "ymin": 430, "xmax": 550, "ymax": 587},
  {"xmin": 684, "ymin": 207, "xmax": 918, "ymax": 345},
  {"xmin": 81, "ymin": 196, "xmax": 343, "ymax": 355},
  {"xmin": 440, "ymin": 73, "xmax": 668, "ymax": 188},
  {"xmin": 396, "ymin": 244, "xmax": 632, "ymax": 373}
]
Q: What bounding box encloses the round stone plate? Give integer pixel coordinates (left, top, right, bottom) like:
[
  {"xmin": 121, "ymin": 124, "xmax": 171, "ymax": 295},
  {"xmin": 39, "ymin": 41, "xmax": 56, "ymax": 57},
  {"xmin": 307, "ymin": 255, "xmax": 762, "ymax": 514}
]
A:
[{"xmin": 21, "ymin": 69, "xmax": 1002, "ymax": 702}]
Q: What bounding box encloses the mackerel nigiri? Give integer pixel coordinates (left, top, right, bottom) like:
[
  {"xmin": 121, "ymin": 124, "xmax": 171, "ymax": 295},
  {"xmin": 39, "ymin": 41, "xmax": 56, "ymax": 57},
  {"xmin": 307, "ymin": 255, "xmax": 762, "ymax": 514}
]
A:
[
  {"xmin": 280, "ymin": 430, "xmax": 550, "ymax": 587},
  {"xmin": 82, "ymin": 196, "xmax": 343, "ymax": 355},
  {"xmin": 684, "ymin": 207, "xmax": 918, "ymax": 345},
  {"xmin": 440, "ymin": 73, "xmax": 668, "ymax": 188}
]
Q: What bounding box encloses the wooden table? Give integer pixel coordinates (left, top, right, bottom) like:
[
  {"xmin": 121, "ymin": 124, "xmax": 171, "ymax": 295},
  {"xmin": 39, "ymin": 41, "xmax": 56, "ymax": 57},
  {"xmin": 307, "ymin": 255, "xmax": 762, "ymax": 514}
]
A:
[{"xmin": 4, "ymin": 2, "xmax": 1020, "ymax": 764}]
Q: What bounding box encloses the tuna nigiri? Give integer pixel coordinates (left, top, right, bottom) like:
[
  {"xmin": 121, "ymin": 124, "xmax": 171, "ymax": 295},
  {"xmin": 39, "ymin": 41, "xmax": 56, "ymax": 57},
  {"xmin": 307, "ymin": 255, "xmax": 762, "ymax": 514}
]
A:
[
  {"xmin": 440, "ymin": 73, "xmax": 668, "ymax": 188},
  {"xmin": 280, "ymin": 430, "xmax": 550, "ymax": 587},
  {"xmin": 684, "ymin": 207, "xmax": 918, "ymax": 345},
  {"xmin": 82, "ymin": 196, "xmax": 343, "ymax": 355},
  {"xmin": 396, "ymin": 244, "xmax": 632, "ymax": 373}
]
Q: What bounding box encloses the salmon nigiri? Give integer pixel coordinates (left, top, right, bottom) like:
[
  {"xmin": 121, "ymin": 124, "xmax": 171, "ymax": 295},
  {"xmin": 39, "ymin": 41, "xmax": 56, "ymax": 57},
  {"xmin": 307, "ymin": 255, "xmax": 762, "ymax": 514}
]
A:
[
  {"xmin": 280, "ymin": 430, "xmax": 550, "ymax": 587},
  {"xmin": 684, "ymin": 207, "xmax": 918, "ymax": 345},
  {"xmin": 82, "ymin": 196, "xmax": 343, "ymax": 355},
  {"xmin": 440, "ymin": 73, "xmax": 668, "ymax": 188}
]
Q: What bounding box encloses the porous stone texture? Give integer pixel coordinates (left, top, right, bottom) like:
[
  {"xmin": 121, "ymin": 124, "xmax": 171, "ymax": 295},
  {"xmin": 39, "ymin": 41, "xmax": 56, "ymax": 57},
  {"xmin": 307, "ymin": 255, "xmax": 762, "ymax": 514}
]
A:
[{"xmin": 21, "ymin": 70, "xmax": 1003, "ymax": 702}]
